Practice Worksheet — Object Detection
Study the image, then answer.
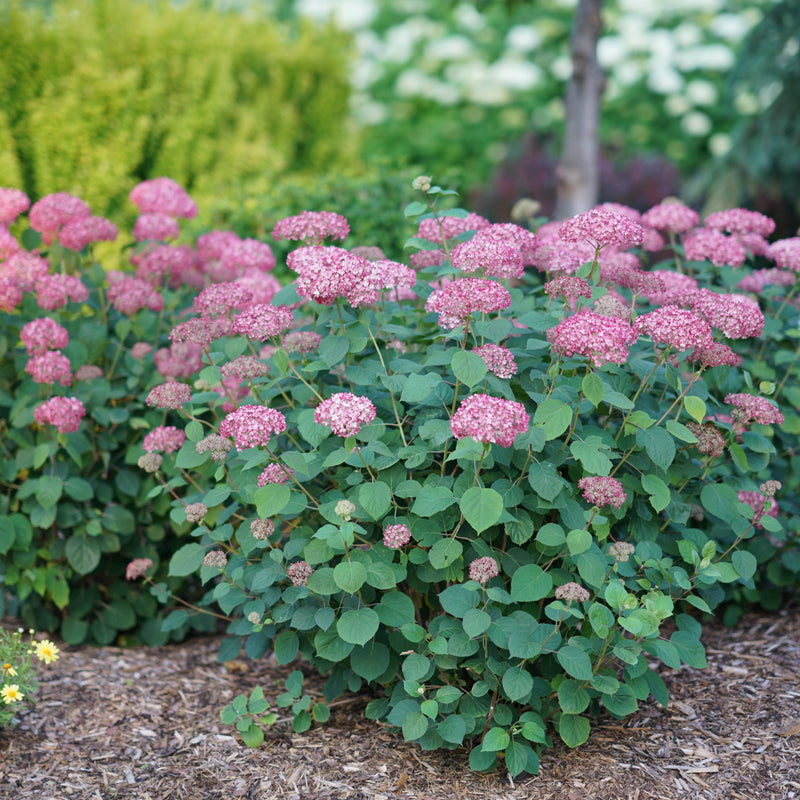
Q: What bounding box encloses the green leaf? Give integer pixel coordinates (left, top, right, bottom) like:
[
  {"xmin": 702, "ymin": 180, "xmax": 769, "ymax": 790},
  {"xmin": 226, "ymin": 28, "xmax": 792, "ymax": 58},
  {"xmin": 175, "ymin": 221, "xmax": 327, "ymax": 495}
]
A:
[
  {"xmin": 505, "ymin": 739, "xmax": 536, "ymax": 778},
  {"xmin": 65, "ymin": 536, "xmax": 101, "ymax": 575},
  {"xmin": 462, "ymin": 608, "xmax": 491, "ymax": 638},
  {"xmin": 402, "ymin": 711, "xmax": 429, "ymax": 741},
  {"xmin": 404, "ymin": 200, "xmax": 427, "ymax": 217},
  {"xmin": 438, "ymin": 585, "xmax": 479, "ymax": 618},
  {"xmin": 502, "ymin": 667, "xmax": 533, "ymax": 702},
  {"xmin": 482, "ymin": 726, "xmax": 510, "ymax": 752},
  {"xmin": 254, "ymin": 484, "xmax": 291, "ymax": 518},
  {"xmin": 510, "ymin": 564, "xmax": 553, "ymax": 602},
  {"xmin": 602, "ymin": 685, "xmax": 638, "ymax": 717},
  {"xmin": 528, "ymin": 462, "xmax": 566, "ymax": 501},
  {"xmin": 240, "ymin": 722, "xmax": 265, "ymax": 748},
  {"xmin": 452, "ymin": 351, "xmax": 488, "ymax": 388},
  {"xmin": 566, "ymin": 529, "xmax": 592, "ymax": 555},
  {"xmin": 429, "ymin": 538, "xmax": 463, "ymax": 569},
  {"xmin": 64, "ymin": 477, "xmax": 93, "ymax": 502},
  {"xmin": 558, "ymin": 679, "xmax": 591, "ymax": 714},
  {"xmin": 358, "ymin": 481, "xmax": 392, "ymax": 520},
  {"xmin": 533, "ymin": 399, "xmax": 572, "ymax": 441},
  {"xmin": 700, "ymin": 484, "xmax": 741, "ymax": 523},
  {"xmin": 460, "ymin": 487, "xmax": 503, "ymax": 533},
  {"xmin": 272, "ymin": 348, "xmax": 289, "ymax": 374},
  {"xmin": 332, "ymin": 561, "xmax": 368, "ymax": 594},
  {"xmin": 732, "ymin": 551, "xmax": 757, "ymax": 582},
  {"xmin": 683, "ymin": 395, "xmax": 707, "ymax": 424},
  {"xmin": 557, "ymin": 645, "xmax": 593, "ymax": 680},
  {"xmin": 582, "ymin": 372, "xmax": 605, "ymax": 407},
  {"xmin": 641, "ymin": 474, "xmax": 670, "ymax": 512},
  {"xmin": 570, "ymin": 440, "xmax": 612, "ymax": 475},
  {"xmin": 312, "ymin": 702, "xmax": 330, "ymax": 723},
  {"xmin": 400, "ymin": 373, "xmax": 442, "ymax": 403},
  {"xmin": 350, "ymin": 643, "xmax": 390, "ymax": 681},
  {"xmin": 319, "ymin": 336, "xmax": 349, "ymax": 368},
  {"xmin": 438, "ymin": 714, "xmax": 467, "ymax": 745},
  {"xmin": 558, "ymin": 714, "xmax": 591, "ymax": 747},
  {"xmin": 336, "ymin": 608, "xmax": 380, "ymax": 646},
  {"xmin": 36, "ymin": 475, "xmax": 63, "ymax": 509},
  {"xmin": 169, "ymin": 543, "xmax": 206, "ymax": 577},
  {"xmin": 412, "ymin": 485, "xmax": 456, "ymax": 517},
  {"xmin": 273, "ymin": 631, "xmax": 299, "ymax": 664},
  {"xmin": 314, "ymin": 629, "xmax": 354, "ymax": 662},
  {"xmin": 636, "ymin": 427, "xmax": 675, "ymax": 470}
]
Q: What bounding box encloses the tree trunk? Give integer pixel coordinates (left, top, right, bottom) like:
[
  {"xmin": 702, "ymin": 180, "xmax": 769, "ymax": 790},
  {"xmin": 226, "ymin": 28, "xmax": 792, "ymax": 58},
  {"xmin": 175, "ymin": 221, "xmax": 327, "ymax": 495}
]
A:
[{"xmin": 554, "ymin": 0, "xmax": 604, "ymax": 220}]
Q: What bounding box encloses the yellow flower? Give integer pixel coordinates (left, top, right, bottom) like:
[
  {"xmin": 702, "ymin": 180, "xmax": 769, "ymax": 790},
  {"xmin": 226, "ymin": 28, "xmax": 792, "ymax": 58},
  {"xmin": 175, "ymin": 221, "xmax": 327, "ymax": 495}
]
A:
[
  {"xmin": 2, "ymin": 663, "xmax": 17, "ymax": 677},
  {"xmin": 34, "ymin": 640, "xmax": 60, "ymax": 665},
  {"xmin": 1, "ymin": 684, "xmax": 23, "ymax": 704}
]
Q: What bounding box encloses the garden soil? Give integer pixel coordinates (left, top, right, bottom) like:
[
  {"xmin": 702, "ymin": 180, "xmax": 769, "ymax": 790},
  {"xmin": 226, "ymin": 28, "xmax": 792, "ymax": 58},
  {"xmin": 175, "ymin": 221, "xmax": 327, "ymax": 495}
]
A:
[{"xmin": 1, "ymin": 605, "xmax": 798, "ymax": 800}]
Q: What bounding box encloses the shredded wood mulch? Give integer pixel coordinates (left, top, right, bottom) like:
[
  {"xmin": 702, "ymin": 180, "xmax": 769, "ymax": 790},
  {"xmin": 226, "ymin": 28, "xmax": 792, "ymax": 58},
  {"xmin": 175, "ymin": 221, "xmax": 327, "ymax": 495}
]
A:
[{"xmin": 1, "ymin": 605, "xmax": 799, "ymax": 800}]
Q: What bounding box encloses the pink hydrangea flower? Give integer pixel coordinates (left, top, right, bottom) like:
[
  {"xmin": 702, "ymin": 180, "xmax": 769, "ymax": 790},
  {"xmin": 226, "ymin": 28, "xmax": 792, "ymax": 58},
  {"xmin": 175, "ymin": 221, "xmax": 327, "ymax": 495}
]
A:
[
  {"xmin": 132, "ymin": 213, "xmax": 181, "ymax": 242},
  {"xmin": 106, "ymin": 275, "xmax": 164, "ymax": 315},
  {"xmin": 219, "ymin": 405, "xmax": 287, "ymax": 449},
  {"xmin": 740, "ymin": 233, "xmax": 770, "ymax": 257},
  {"xmin": 530, "ymin": 237, "xmax": 596, "ymax": 275},
  {"xmin": 35, "ymin": 274, "xmax": 89, "ymax": 311},
  {"xmin": 578, "ymin": 476, "xmax": 627, "ymax": 509},
  {"xmin": 192, "ymin": 282, "xmax": 254, "ymax": 317},
  {"xmin": 0, "ymin": 275, "xmax": 22, "ymax": 312},
  {"xmin": 20, "ymin": 318, "xmax": 69, "ymax": 355},
  {"xmin": 273, "ymin": 211, "xmax": 350, "ymax": 244},
  {"xmin": 544, "ymin": 275, "xmax": 592, "ymax": 300},
  {"xmin": 0, "ymin": 227, "xmax": 19, "ymax": 260},
  {"xmin": 287, "ymin": 560, "xmax": 314, "ymax": 587},
  {"xmin": 220, "ymin": 356, "xmax": 270, "ymax": 381},
  {"xmin": 641, "ymin": 227, "xmax": 666, "ymax": 252},
  {"xmin": 737, "ymin": 491, "xmax": 778, "ymax": 529},
  {"xmin": 58, "ymin": 215, "xmax": 118, "ymax": 251},
  {"xmin": 473, "ymin": 343, "xmax": 517, "ymax": 379},
  {"xmin": 736, "ymin": 269, "xmax": 796, "ymax": 293},
  {"xmin": 234, "ymin": 271, "xmax": 282, "ymax": 305},
  {"xmin": 450, "ymin": 234, "xmax": 524, "ymax": 280},
  {"xmin": 146, "ymin": 381, "xmax": 192, "ymax": 409},
  {"xmin": 555, "ymin": 582, "xmax": 590, "ymax": 602},
  {"xmin": 685, "ymin": 422, "xmax": 725, "ymax": 458},
  {"xmin": 684, "ymin": 229, "xmax": 747, "ymax": 268},
  {"xmin": 233, "ymin": 304, "xmax": 294, "ymax": 340},
  {"xmin": 135, "ymin": 244, "xmax": 201, "ymax": 288},
  {"xmin": 409, "ymin": 249, "xmax": 446, "ymax": 269},
  {"xmin": 417, "ymin": 212, "xmax": 490, "ymax": 244},
  {"xmin": 218, "ymin": 239, "xmax": 276, "ymax": 276},
  {"xmin": 154, "ymin": 341, "xmax": 203, "ymax": 380},
  {"xmin": 282, "ymin": 331, "xmax": 322, "ymax": 354},
  {"xmin": 766, "ymin": 238, "xmax": 800, "ymax": 272},
  {"xmin": 33, "ymin": 396, "xmax": 85, "ymax": 433},
  {"xmin": 129, "ymin": 177, "xmax": 197, "ymax": 219},
  {"xmin": 476, "ymin": 222, "xmax": 539, "ymax": 264},
  {"xmin": 197, "ymin": 230, "xmax": 241, "ymax": 261},
  {"xmin": 169, "ymin": 316, "xmax": 232, "ymax": 346},
  {"xmin": 383, "ymin": 524, "xmax": 412, "ymax": 549},
  {"xmin": 0, "ymin": 188, "xmax": 30, "ymax": 225},
  {"xmin": 642, "ymin": 270, "xmax": 698, "ymax": 306},
  {"xmin": 2, "ymin": 251, "xmax": 49, "ymax": 291},
  {"xmin": 641, "ymin": 202, "xmax": 699, "ymax": 234},
  {"xmin": 257, "ymin": 463, "xmax": 295, "ymax": 486},
  {"xmin": 724, "ymin": 393, "xmax": 784, "ymax": 427},
  {"xmin": 547, "ymin": 312, "xmax": 637, "ymax": 367},
  {"xmin": 75, "ymin": 364, "xmax": 103, "ymax": 381},
  {"xmin": 425, "ymin": 277, "xmax": 511, "ymax": 330},
  {"xmin": 370, "ymin": 259, "xmax": 418, "ymax": 296},
  {"xmin": 289, "ymin": 245, "xmax": 378, "ymax": 307},
  {"xmin": 468, "ymin": 556, "xmax": 499, "ymax": 585},
  {"xmin": 29, "ymin": 193, "xmax": 91, "ymax": 244},
  {"xmin": 314, "ymin": 393, "xmax": 376, "ymax": 437},
  {"xmin": 143, "ymin": 426, "xmax": 186, "ymax": 454},
  {"xmin": 705, "ymin": 208, "xmax": 776, "ymax": 238},
  {"xmin": 559, "ymin": 208, "xmax": 645, "ymax": 250},
  {"xmin": 681, "ymin": 290, "xmax": 764, "ymax": 339},
  {"xmin": 633, "ymin": 306, "xmax": 713, "ymax": 351},
  {"xmin": 687, "ymin": 342, "xmax": 742, "ymax": 368},
  {"xmin": 25, "ymin": 351, "xmax": 72, "ymax": 385},
  {"xmin": 451, "ymin": 394, "xmax": 529, "ymax": 447},
  {"xmin": 126, "ymin": 558, "xmax": 154, "ymax": 580}
]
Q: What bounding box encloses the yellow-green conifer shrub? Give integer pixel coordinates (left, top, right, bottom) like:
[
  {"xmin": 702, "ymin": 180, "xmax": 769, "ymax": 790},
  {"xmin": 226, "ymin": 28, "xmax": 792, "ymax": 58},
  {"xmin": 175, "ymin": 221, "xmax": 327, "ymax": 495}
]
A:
[{"xmin": 0, "ymin": 0, "xmax": 357, "ymax": 219}]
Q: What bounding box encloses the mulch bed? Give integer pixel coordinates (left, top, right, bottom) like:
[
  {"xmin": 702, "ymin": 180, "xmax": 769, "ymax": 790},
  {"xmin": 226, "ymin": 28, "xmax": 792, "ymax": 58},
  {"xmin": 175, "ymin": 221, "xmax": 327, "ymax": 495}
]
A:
[{"xmin": 1, "ymin": 606, "xmax": 799, "ymax": 800}]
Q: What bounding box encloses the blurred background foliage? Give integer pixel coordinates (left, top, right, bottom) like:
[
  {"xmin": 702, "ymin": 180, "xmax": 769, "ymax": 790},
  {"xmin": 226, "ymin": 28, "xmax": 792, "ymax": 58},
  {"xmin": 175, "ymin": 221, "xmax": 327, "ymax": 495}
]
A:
[{"xmin": 0, "ymin": 0, "xmax": 797, "ymax": 235}]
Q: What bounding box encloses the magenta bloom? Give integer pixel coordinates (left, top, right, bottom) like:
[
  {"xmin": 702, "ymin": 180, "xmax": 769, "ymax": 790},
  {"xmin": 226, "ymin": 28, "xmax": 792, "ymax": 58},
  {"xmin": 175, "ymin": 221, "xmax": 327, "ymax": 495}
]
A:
[
  {"xmin": 468, "ymin": 557, "xmax": 499, "ymax": 585},
  {"xmin": 0, "ymin": 227, "xmax": 19, "ymax": 261},
  {"xmin": 578, "ymin": 476, "xmax": 627, "ymax": 509},
  {"xmin": 687, "ymin": 342, "xmax": 741, "ymax": 369},
  {"xmin": 409, "ymin": 249, "xmax": 446, "ymax": 269},
  {"xmin": 473, "ymin": 343, "xmax": 517, "ymax": 379},
  {"xmin": 451, "ymin": 234, "xmax": 524, "ymax": 280},
  {"xmin": 220, "ymin": 356, "xmax": 270, "ymax": 382},
  {"xmin": 272, "ymin": 211, "xmax": 350, "ymax": 244},
  {"xmin": 218, "ymin": 238, "xmax": 276, "ymax": 276},
  {"xmin": 129, "ymin": 177, "xmax": 197, "ymax": 219},
  {"xmin": 643, "ymin": 270, "xmax": 698, "ymax": 306},
  {"xmin": 289, "ymin": 245, "xmax": 378, "ymax": 307},
  {"xmin": 132, "ymin": 213, "xmax": 181, "ymax": 242},
  {"xmin": 477, "ymin": 222, "xmax": 539, "ymax": 265},
  {"xmin": 370, "ymin": 259, "xmax": 418, "ymax": 295},
  {"xmin": 20, "ymin": 318, "xmax": 69, "ymax": 355},
  {"xmin": 684, "ymin": 229, "xmax": 747, "ymax": 268},
  {"xmin": 417, "ymin": 212, "xmax": 490, "ymax": 245},
  {"xmin": 737, "ymin": 268, "xmax": 796, "ymax": 293},
  {"xmin": 531, "ymin": 237, "xmax": 595, "ymax": 275},
  {"xmin": 233, "ymin": 304, "xmax": 294, "ymax": 341},
  {"xmin": 257, "ymin": 463, "xmax": 295, "ymax": 486},
  {"xmin": 35, "ymin": 274, "xmax": 89, "ymax": 311},
  {"xmin": 135, "ymin": 243, "xmax": 200, "ymax": 288},
  {"xmin": 547, "ymin": 312, "xmax": 637, "ymax": 367},
  {"xmin": 107, "ymin": 275, "xmax": 164, "ymax": 315},
  {"xmin": 198, "ymin": 230, "xmax": 241, "ymax": 260},
  {"xmin": 25, "ymin": 351, "xmax": 72, "ymax": 385},
  {"xmin": 143, "ymin": 426, "xmax": 186, "ymax": 454},
  {"xmin": 29, "ymin": 193, "xmax": 91, "ymax": 244},
  {"xmin": 451, "ymin": 394, "xmax": 529, "ymax": 448},
  {"xmin": 705, "ymin": 208, "xmax": 776, "ymax": 238},
  {"xmin": 146, "ymin": 381, "xmax": 192, "ymax": 409},
  {"xmin": 766, "ymin": 238, "xmax": 800, "ymax": 272},
  {"xmin": 220, "ymin": 405, "xmax": 287, "ymax": 449},
  {"xmin": 425, "ymin": 277, "xmax": 511, "ymax": 330},
  {"xmin": 681, "ymin": 290, "xmax": 764, "ymax": 339},
  {"xmin": 287, "ymin": 561, "xmax": 314, "ymax": 587},
  {"xmin": 58, "ymin": 215, "xmax": 118, "ymax": 251},
  {"xmin": 633, "ymin": 306, "xmax": 713, "ymax": 351},
  {"xmin": 0, "ymin": 275, "xmax": 22, "ymax": 312},
  {"xmin": 2, "ymin": 251, "xmax": 49, "ymax": 291},
  {"xmin": 724, "ymin": 394, "xmax": 784, "ymax": 427},
  {"xmin": 192, "ymin": 282, "xmax": 254, "ymax": 317},
  {"xmin": 34, "ymin": 396, "xmax": 86, "ymax": 433},
  {"xmin": 559, "ymin": 208, "xmax": 645, "ymax": 250},
  {"xmin": 0, "ymin": 188, "xmax": 30, "ymax": 225},
  {"xmin": 383, "ymin": 524, "xmax": 412, "ymax": 549},
  {"xmin": 314, "ymin": 393, "xmax": 377, "ymax": 437},
  {"xmin": 641, "ymin": 202, "xmax": 699, "ymax": 234},
  {"xmin": 154, "ymin": 341, "xmax": 203, "ymax": 380}
]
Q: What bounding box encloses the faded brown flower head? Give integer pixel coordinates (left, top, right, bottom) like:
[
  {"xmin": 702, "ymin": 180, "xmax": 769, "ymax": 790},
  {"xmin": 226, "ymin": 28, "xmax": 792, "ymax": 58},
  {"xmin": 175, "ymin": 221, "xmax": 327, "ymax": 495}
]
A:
[
  {"xmin": 250, "ymin": 519, "xmax": 275, "ymax": 540},
  {"xmin": 185, "ymin": 503, "xmax": 208, "ymax": 524},
  {"xmin": 203, "ymin": 550, "xmax": 228, "ymax": 569},
  {"xmin": 760, "ymin": 480, "xmax": 782, "ymax": 497},
  {"xmin": 555, "ymin": 582, "xmax": 590, "ymax": 603},
  {"xmin": 608, "ymin": 542, "xmax": 635, "ymax": 562},
  {"xmin": 137, "ymin": 453, "xmax": 163, "ymax": 473}
]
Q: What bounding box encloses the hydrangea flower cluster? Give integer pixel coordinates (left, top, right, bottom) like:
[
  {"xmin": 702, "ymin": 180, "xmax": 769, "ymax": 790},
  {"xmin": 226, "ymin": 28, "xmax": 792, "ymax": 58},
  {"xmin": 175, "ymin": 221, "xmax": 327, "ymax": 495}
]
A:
[
  {"xmin": 531, "ymin": 237, "xmax": 595, "ymax": 275},
  {"xmin": 450, "ymin": 394, "xmax": 529, "ymax": 448},
  {"xmin": 192, "ymin": 282, "xmax": 254, "ymax": 317},
  {"xmin": 681, "ymin": 290, "xmax": 764, "ymax": 339},
  {"xmin": 766, "ymin": 238, "xmax": 800, "ymax": 272},
  {"xmin": 185, "ymin": 503, "xmax": 208, "ymax": 524},
  {"xmin": 450, "ymin": 234, "xmax": 523, "ymax": 280},
  {"xmin": 289, "ymin": 246, "xmax": 378, "ymax": 307},
  {"xmin": 383, "ymin": 524, "xmax": 412, "ymax": 549},
  {"xmin": 287, "ymin": 560, "xmax": 314, "ymax": 587},
  {"xmin": 195, "ymin": 434, "xmax": 234, "ymax": 463},
  {"xmin": 132, "ymin": 212, "xmax": 181, "ymax": 242},
  {"xmin": 219, "ymin": 405, "xmax": 287, "ymax": 449},
  {"xmin": 203, "ymin": 550, "xmax": 228, "ymax": 569},
  {"xmin": 29, "ymin": 193, "xmax": 91, "ymax": 244},
  {"xmin": 544, "ymin": 275, "xmax": 592, "ymax": 300},
  {"xmin": 126, "ymin": 558, "xmax": 154, "ymax": 580},
  {"xmin": 33, "ymin": 396, "xmax": 86, "ymax": 433},
  {"xmin": 75, "ymin": 364, "xmax": 103, "ymax": 382},
  {"xmin": 135, "ymin": 244, "xmax": 200, "ymax": 289},
  {"xmin": 143, "ymin": 426, "xmax": 186, "ymax": 454},
  {"xmin": 0, "ymin": 274, "xmax": 22, "ymax": 312},
  {"xmin": 685, "ymin": 422, "xmax": 725, "ymax": 458},
  {"xmin": 169, "ymin": 316, "xmax": 232, "ymax": 346},
  {"xmin": 257, "ymin": 464, "xmax": 296, "ymax": 486},
  {"xmin": 558, "ymin": 208, "xmax": 644, "ymax": 251},
  {"xmin": 633, "ymin": 306, "xmax": 713, "ymax": 351},
  {"xmin": 554, "ymin": 582, "xmax": 590, "ymax": 603},
  {"xmin": 58, "ymin": 215, "xmax": 118, "ymax": 251},
  {"xmin": 35, "ymin": 274, "xmax": 89, "ymax": 311},
  {"xmin": 0, "ymin": 228, "xmax": 19, "ymax": 261},
  {"xmin": 473, "ymin": 343, "xmax": 517, "ymax": 379},
  {"xmin": 687, "ymin": 342, "xmax": 742, "ymax": 369},
  {"xmin": 578, "ymin": 476, "xmax": 627, "ymax": 509},
  {"xmin": 0, "ymin": 187, "xmax": 30, "ymax": 225},
  {"xmin": 154, "ymin": 341, "xmax": 203, "ymax": 380},
  {"xmin": 737, "ymin": 268, "xmax": 796, "ymax": 293},
  {"xmin": 250, "ymin": 519, "xmax": 276, "ymax": 540},
  {"xmin": 138, "ymin": 453, "xmax": 163, "ymax": 473},
  {"xmin": 272, "ymin": 211, "xmax": 350, "ymax": 244},
  {"xmin": 106, "ymin": 275, "xmax": 164, "ymax": 315},
  {"xmin": 417, "ymin": 212, "xmax": 489, "ymax": 244},
  {"xmin": 608, "ymin": 542, "xmax": 635, "ymax": 562},
  {"xmin": 25, "ymin": 351, "xmax": 73, "ymax": 385},
  {"xmin": 129, "ymin": 177, "xmax": 197, "ymax": 219},
  {"xmin": 684, "ymin": 229, "xmax": 747, "ymax": 268},
  {"xmin": 314, "ymin": 393, "xmax": 376, "ymax": 437},
  {"xmin": 468, "ymin": 556, "xmax": 499, "ymax": 585},
  {"xmin": 232, "ymin": 304, "xmax": 294, "ymax": 341},
  {"xmin": 705, "ymin": 208, "xmax": 776, "ymax": 237},
  {"xmin": 282, "ymin": 331, "xmax": 322, "ymax": 354},
  {"xmin": 547, "ymin": 312, "xmax": 637, "ymax": 367},
  {"xmin": 2, "ymin": 251, "xmax": 49, "ymax": 291},
  {"xmin": 737, "ymin": 491, "xmax": 778, "ymax": 529},
  {"xmin": 641, "ymin": 201, "xmax": 699, "ymax": 233},
  {"xmin": 425, "ymin": 278, "xmax": 511, "ymax": 330},
  {"xmin": 724, "ymin": 393, "xmax": 784, "ymax": 427},
  {"xmin": 146, "ymin": 381, "xmax": 192, "ymax": 409},
  {"xmin": 20, "ymin": 318, "xmax": 69, "ymax": 355},
  {"xmin": 220, "ymin": 356, "xmax": 270, "ymax": 382}
]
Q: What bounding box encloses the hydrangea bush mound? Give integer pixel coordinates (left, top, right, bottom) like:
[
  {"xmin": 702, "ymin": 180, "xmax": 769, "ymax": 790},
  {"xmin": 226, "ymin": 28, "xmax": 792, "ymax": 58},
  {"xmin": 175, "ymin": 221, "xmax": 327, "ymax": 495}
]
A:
[{"xmin": 3, "ymin": 179, "xmax": 800, "ymax": 774}]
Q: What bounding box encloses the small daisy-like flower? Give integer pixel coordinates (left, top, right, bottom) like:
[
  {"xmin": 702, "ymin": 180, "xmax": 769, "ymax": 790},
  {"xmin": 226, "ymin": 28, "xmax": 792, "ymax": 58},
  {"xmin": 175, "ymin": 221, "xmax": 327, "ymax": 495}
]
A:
[
  {"xmin": 468, "ymin": 556, "xmax": 499, "ymax": 585},
  {"xmin": 2, "ymin": 663, "xmax": 18, "ymax": 677},
  {"xmin": 287, "ymin": 560, "xmax": 314, "ymax": 587},
  {"xmin": 203, "ymin": 550, "xmax": 228, "ymax": 569},
  {"xmin": 257, "ymin": 463, "xmax": 295, "ymax": 486},
  {"xmin": 451, "ymin": 394, "xmax": 529, "ymax": 448},
  {"xmin": 578, "ymin": 476, "xmax": 627, "ymax": 509},
  {"xmin": 195, "ymin": 434, "xmax": 234, "ymax": 463},
  {"xmin": 724, "ymin": 393, "xmax": 784, "ymax": 427},
  {"xmin": 335, "ymin": 500, "xmax": 356, "ymax": 521},
  {"xmin": 383, "ymin": 524, "xmax": 412, "ymax": 549},
  {"xmin": 315, "ymin": 393, "xmax": 376, "ymax": 437},
  {"xmin": 554, "ymin": 582, "xmax": 590, "ymax": 603},
  {"xmin": 143, "ymin": 426, "xmax": 186, "ymax": 454},
  {"xmin": 185, "ymin": 503, "xmax": 208, "ymax": 524},
  {"xmin": 250, "ymin": 519, "xmax": 276, "ymax": 539},
  {"xmin": 34, "ymin": 640, "xmax": 60, "ymax": 665},
  {"xmin": 146, "ymin": 382, "xmax": 192, "ymax": 409},
  {"xmin": 272, "ymin": 211, "xmax": 350, "ymax": 244},
  {"xmin": 473, "ymin": 343, "xmax": 517, "ymax": 379},
  {"xmin": 220, "ymin": 405, "xmax": 287, "ymax": 449},
  {"xmin": 1, "ymin": 684, "xmax": 24, "ymax": 704},
  {"xmin": 608, "ymin": 542, "xmax": 635, "ymax": 562},
  {"xmin": 547, "ymin": 312, "xmax": 637, "ymax": 367},
  {"xmin": 137, "ymin": 453, "xmax": 163, "ymax": 473}
]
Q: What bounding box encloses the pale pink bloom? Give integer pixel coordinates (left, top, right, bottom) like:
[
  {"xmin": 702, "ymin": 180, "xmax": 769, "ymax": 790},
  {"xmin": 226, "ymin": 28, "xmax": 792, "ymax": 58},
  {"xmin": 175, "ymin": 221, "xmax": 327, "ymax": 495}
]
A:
[
  {"xmin": 425, "ymin": 277, "xmax": 511, "ymax": 330},
  {"xmin": 451, "ymin": 393, "xmax": 529, "ymax": 447},
  {"xmin": 687, "ymin": 342, "xmax": 742, "ymax": 368},
  {"xmin": 544, "ymin": 275, "xmax": 592, "ymax": 300},
  {"xmin": 2, "ymin": 251, "xmax": 49, "ymax": 291},
  {"xmin": 451, "ymin": 235, "xmax": 523, "ymax": 280},
  {"xmin": 643, "ymin": 270, "xmax": 698, "ymax": 305},
  {"xmin": 469, "ymin": 222, "xmax": 539, "ymax": 265},
  {"xmin": 287, "ymin": 561, "xmax": 314, "ymax": 586},
  {"xmin": 633, "ymin": 306, "xmax": 713, "ymax": 351},
  {"xmin": 203, "ymin": 550, "xmax": 228, "ymax": 569},
  {"xmin": 34, "ymin": 396, "xmax": 85, "ymax": 433},
  {"xmin": 350, "ymin": 246, "xmax": 385, "ymax": 261},
  {"xmin": 146, "ymin": 381, "xmax": 192, "ymax": 409},
  {"xmin": 218, "ymin": 239, "xmax": 276, "ymax": 276},
  {"xmin": 595, "ymin": 202, "xmax": 642, "ymax": 222},
  {"xmin": 129, "ymin": 177, "xmax": 197, "ymax": 219},
  {"xmin": 195, "ymin": 434, "xmax": 233, "ymax": 463},
  {"xmin": 737, "ymin": 491, "xmax": 778, "ymax": 529},
  {"xmin": 29, "ymin": 193, "xmax": 91, "ymax": 243},
  {"xmin": 281, "ymin": 331, "xmax": 322, "ymax": 354},
  {"xmin": 220, "ymin": 356, "xmax": 270, "ymax": 381},
  {"xmin": 135, "ymin": 244, "xmax": 201, "ymax": 288},
  {"xmin": 20, "ymin": 317, "xmax": 69, "ymax": 355},
  {"xmin": 680, "ymin": 289, "xmax": 764, "ymax": 339},
  {"xmin": 473, "ymin": 344, "xmax": 517, "ymax": 379},
  {"xmin": 273, "ymin": 210, "xmax": 349, "ymax": 244},
  {"xmin": 547, "ymin": 312, "xmax": 637, "ymax": 367},
  {"xmin": 0, "ymin": 188, "xmax": 30, "ymax": 225},
  {"xmin": 132, "ymin": 213, "xmax": 180, "ymax": 242},
  {"xmin": 530, "ymin": 237, "xmax": 595, "ymax": 275},
  {"xmin": 0, "ymin": 275, "xmax": 22, "ymax": 311},
  {"xmin": 154, "ymin": 341, "xmax": 203, "ymax": 380},
  {"xmin": 192, "ymin": 282, "xmax": 254, "ymax": 317},
  {"xmin": 26, "ymin": 351, "xmax": 72, "ymax": 385},
  {"xmin": 370, "ymin": 260, "xmax": 418, "ymax": 294},
  {"xmin": 220, "ymin": 405, "xmax": 287, "ymax": 449},
  {"xmin": 559, "ymin": 208, "xmax": 644, "ymax": 250},
  {"xmin": 234, "ymin": 271, "xmax": 282, "ymax": 305},
  {"xmin": 35, "ymin": 274, "xmax": 89, "ymax": 311},
  {"xmin": 107, "ymin": 275, "xmax": 164, "ymax": 315},
  {"xmin": 641, "ymin": 227, "xmax": 666, "ymax": 252},
  {"xmin": 126, "ymin": 558, "xmax": 154, "ymax": 580},
  {"xmin": 314, "ymin": 393, "xmax": 376, "ymax": 437},
  {"xmin": 724, "ymin": 393, "xmax": 784, "ymax": 427},
  {"xmin": 75, "ymin": 364, "xmax": 104, "ymax": 381},
  {"xmin": 555, "ymin": 582, "xmax": 590, "ymax": 602},
  {"xmin": 578, "ymin": 476, "xmax": 627, "ymax": 509},
  {"xmin": 684, "ymin": 229, "xmax": 747, "ymax": 268},
  {"xmin": 468, "ymin": 556, "xmax": 499, "ymax": 585},
  {"xmin": 740, "ymin": 233, "xmax": 770, "ymax": 257},
  {"xmin": 592, "ymin": 291, "xmax": 631, "ymax": 320},
  {"xmin": 233, "ymin": 304, "xmax": 294, "ymax": 341},
  {"xmin": 197, "ymin": 230, "xmax": 241, "ymax": 261},
  {"xmin": 0, "ymin": 227, "xmax": 19, "ymax": 260},
  {"xmin": 417, "ymin": 213, "xmax": 490, "ymax": 245},
  {"xmin": 251, "ymin": 518, "xmax": 276, "ymax": 539},
  {"xmin": 737, "ymin": 269, "xmax": 796, "ymax": 293},
  {"xmin": 641, "ymin": 202, "xmax": 699, "ymax": 234},
  {"xmin": 289, "ymin": 246, "xmax": 378, "ymax": 307},
  {"xmin": 183, "ymin": 503, "xmax": 207, "ymax": 524},
  {"xmin": 705, "ymin": 208, "xmax": 775, "ymax": 238},
  {"xmin": 257, "ymin": 463, "xmax": 295, "ymax": 486},
  {"xmin": 383, "ymin": 524, "xmax": 412, "ymax": 549},
  {"xmin": 58, "ymin": 215, "xmax": 118, "ymax": 251},
  {"xmin": 169, "ymin": 316, "xmax": 232, "ymax": 346},
  {"xmin": 131, "ymin": 342, "xmax": 153, "ymax": 359},
  {"xmin": 766, "ymin": 238, "xmax": 800, "ymax": 272},
  {"xmin": 143, "ymin": 426, "xmax": 186, "ymax": 454},
  {"xmin": 409, "ymin": 249, "xmax": 446, "ymax": 269}
]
